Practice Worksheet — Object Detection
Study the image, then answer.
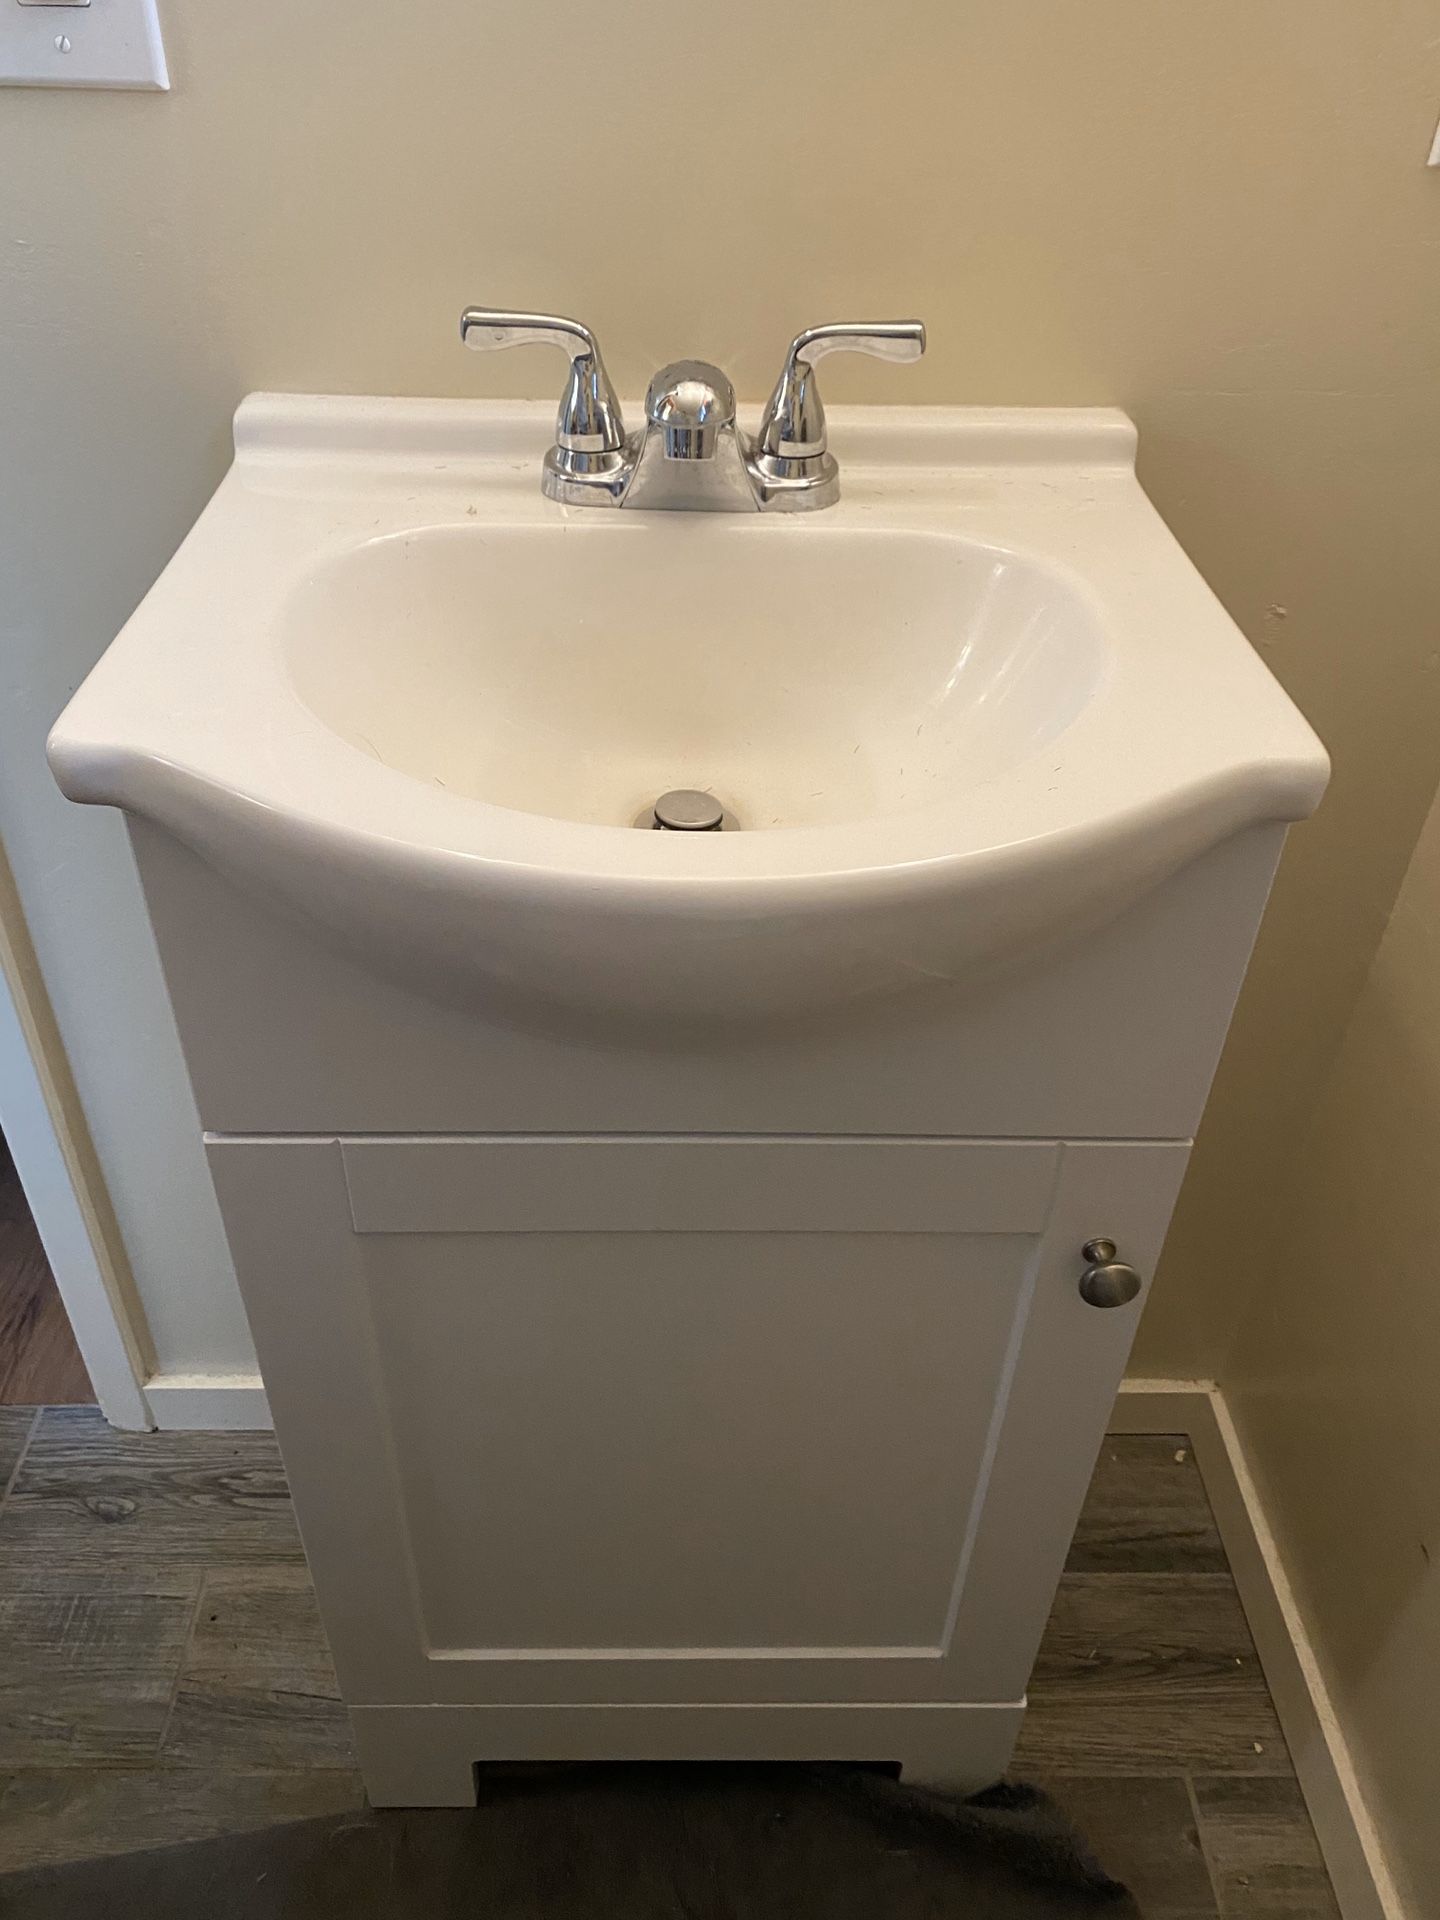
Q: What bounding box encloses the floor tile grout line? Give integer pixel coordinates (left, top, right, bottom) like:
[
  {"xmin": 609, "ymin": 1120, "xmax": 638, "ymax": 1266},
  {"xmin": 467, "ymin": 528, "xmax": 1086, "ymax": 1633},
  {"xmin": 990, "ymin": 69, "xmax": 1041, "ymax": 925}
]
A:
[
  {"xmin": 154, "ymin": 1570, "xmax": 211, "ymax": 1762},
  {"xmin": 0, "ymin": 1408, "xmax": 44, "ymax": 1513},
  {"xmin": 1058, "ymin": 1569, "xmax": 1252, "ymax": 1583},
  {"xmin": 0, "ymin": 1758, "xmax": 367, "ymax": 1781},
  {"xmin": 1185, "ymin": 1772, "xmax": 1227, "ymax": 1915}
]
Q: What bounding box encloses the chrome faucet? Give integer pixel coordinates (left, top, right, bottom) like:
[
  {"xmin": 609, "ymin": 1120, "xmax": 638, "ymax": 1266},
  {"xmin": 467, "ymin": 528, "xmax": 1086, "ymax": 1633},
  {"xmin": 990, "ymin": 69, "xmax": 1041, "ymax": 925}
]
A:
[{"xmin": 460, "ymin": 309, "xmax": 925, "ymax": 512}]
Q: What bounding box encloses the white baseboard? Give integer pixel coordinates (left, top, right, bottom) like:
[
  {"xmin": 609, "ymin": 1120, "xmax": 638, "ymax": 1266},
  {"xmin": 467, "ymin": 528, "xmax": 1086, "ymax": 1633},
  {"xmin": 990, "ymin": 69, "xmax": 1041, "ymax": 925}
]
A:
[
  {"xmin": 143, "ymin": 1370, "xmax": 273, "ymax": 1430},
  {"xmin": 1114, "ymin": 1378, "xmax": 1405, "ymax": 1920}
]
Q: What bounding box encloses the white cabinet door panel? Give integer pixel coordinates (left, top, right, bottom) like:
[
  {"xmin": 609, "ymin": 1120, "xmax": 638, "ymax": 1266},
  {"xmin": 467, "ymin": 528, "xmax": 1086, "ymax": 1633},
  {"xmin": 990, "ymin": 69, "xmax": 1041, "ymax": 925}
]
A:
[
  {"xmin": 365, "ymin": 1227, "xmax": 1026, "ymax": 1654},
  {"xmin": 207, "ymin": 1135, "xmax": 1186, "ymax": 1713}
]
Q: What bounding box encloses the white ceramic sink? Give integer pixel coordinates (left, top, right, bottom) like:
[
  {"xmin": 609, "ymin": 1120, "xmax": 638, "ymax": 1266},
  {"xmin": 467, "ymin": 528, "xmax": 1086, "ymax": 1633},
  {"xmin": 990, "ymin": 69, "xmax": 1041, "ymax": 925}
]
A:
[{"xmin": 49, "ymin": 396, "xmax": 1327, "ymax": 1028}]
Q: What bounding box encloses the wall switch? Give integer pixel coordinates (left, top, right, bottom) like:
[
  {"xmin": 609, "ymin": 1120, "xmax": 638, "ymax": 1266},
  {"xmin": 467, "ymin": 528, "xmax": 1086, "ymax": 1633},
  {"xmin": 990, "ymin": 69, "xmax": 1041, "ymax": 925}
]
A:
[{"xmin": 1, "ymin": 0, "xmax": 167, "ymax": 89}]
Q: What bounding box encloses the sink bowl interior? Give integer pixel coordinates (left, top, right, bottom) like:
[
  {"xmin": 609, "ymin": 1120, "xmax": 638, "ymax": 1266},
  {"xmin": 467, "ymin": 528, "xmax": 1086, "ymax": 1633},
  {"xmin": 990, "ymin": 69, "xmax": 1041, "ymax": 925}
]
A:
[{"xmin": 281, "ymin": 520, "xmax": 1109, "ymax": 831}]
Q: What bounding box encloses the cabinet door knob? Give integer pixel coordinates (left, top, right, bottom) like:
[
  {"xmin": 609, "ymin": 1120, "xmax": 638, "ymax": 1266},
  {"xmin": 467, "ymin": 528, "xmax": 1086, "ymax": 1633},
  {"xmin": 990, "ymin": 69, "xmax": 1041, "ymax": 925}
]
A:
[{"xmin": 1079, "ymin": 1238, "xmax": 1142, "ymax": 1309}]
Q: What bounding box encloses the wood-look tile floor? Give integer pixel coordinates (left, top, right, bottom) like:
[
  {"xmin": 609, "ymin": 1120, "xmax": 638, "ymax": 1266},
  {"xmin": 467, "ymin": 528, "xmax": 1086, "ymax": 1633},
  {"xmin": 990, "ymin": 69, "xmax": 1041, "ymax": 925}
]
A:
[
  {"xmin": 0, "ymin": 1148, "xmax": 93, "ymax": 1407},
  {"xmin": 0, "ymin": 1414, "xmax": 1341, "ymax": 1915}
]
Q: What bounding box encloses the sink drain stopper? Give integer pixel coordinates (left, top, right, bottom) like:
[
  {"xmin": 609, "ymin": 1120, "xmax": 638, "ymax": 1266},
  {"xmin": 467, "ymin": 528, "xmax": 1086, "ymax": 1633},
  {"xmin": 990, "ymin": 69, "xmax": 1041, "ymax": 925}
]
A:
[{"xmin": 652, "ymin": 789, "xmax": 725, "ymax": 832}]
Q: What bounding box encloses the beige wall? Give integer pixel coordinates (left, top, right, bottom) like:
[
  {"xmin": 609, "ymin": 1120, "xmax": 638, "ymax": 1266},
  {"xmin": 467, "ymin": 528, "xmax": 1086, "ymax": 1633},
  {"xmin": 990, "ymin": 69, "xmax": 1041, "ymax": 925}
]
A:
[
  {"xmin": 1225, "ymin": 786, "xmax": 1440, "ymax": 1914},
  {"xmin": 2, "ymin": 0, "xmax": 1439, "ymax": 1372}
]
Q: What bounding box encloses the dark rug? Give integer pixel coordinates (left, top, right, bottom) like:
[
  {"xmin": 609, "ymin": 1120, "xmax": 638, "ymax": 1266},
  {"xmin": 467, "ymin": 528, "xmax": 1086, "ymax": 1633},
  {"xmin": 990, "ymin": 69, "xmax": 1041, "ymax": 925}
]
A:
[{"xmin": 0, "ymin": 1765, "xmax": 1137, "ymax": 1919}]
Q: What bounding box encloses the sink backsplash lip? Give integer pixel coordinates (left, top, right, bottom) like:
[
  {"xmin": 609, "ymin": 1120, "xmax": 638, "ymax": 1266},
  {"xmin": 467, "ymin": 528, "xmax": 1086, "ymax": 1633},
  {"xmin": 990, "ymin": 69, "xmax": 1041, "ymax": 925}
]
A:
[{"xmin": 231, "ymin": 392, "xmax": 1141, "ymax": 479}]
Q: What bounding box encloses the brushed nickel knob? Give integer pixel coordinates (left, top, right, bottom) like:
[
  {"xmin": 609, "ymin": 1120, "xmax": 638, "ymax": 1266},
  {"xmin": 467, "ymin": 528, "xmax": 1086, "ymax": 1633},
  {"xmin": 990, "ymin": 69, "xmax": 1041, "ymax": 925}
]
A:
[{"xmin": 1079, "ymin": 1239, "xmax": 1142, "ymax": 1309}]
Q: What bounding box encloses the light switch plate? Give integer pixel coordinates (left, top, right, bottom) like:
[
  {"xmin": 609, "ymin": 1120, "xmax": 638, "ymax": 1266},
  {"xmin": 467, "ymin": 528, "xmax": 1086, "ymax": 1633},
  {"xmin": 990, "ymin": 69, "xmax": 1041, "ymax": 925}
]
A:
[{"xmin": 1, "ymin": 0, "xmax": 168, "ymax": 89}]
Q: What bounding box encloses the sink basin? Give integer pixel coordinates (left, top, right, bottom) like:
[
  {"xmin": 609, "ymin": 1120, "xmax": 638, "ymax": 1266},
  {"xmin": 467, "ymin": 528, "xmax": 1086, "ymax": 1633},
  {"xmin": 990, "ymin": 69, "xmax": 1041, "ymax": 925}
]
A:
[
  {"xmin": 48, "ymin": 396, "xmax": 1328, "ymax": 1029},
  {"xmin": 282, "ymin": 521, "xmax": 1108, "ymax": 832}
]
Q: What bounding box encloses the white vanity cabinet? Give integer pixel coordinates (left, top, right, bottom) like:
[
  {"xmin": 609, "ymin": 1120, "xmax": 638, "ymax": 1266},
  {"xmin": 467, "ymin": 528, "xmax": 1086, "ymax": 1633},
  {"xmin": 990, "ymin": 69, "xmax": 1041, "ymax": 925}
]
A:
[
  {"xmin": 207, "ymin": 1132, "xmax": 1186, "ymax": 1803},
  {"xmin": 121, "ymin": 815, "xmax": 1286, "ymax": 1805}
]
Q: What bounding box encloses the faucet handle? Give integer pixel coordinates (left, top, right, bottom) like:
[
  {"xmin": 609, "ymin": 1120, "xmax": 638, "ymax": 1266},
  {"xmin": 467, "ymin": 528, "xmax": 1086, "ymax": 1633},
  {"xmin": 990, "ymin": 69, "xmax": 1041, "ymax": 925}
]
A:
[
  {"xmin": 756, "ymin": 320, "xmax": 926, "ymax": 464},
  {"xmin": 460, "ymin": 308, "xmax": 627, "ymax": 460},
  {"xmin": 783, "ymin": 322, "xmax": 927, "ymax": 370}
]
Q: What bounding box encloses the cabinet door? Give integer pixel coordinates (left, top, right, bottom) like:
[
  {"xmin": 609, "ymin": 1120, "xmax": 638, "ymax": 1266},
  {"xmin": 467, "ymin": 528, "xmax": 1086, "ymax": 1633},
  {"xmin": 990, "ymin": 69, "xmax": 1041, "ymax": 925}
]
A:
[{"xmin": 208, "ymin": 1136, "xmax": 1187, "ymax": 1710}]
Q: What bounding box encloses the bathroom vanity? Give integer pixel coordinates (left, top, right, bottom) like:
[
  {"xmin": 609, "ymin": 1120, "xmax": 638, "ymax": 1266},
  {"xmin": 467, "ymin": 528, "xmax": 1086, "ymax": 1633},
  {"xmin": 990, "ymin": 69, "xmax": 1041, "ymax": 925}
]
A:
[{"xmin": 49, "ymin": 366, "xmax": 1327, "ymax": 1804}]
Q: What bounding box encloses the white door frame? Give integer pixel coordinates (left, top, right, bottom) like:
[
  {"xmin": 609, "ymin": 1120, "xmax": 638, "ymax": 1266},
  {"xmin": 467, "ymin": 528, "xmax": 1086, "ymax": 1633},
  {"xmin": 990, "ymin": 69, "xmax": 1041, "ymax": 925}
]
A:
[{"xmin": 0, "ymin": 851, "xmax": 153, "ymax": 1429}]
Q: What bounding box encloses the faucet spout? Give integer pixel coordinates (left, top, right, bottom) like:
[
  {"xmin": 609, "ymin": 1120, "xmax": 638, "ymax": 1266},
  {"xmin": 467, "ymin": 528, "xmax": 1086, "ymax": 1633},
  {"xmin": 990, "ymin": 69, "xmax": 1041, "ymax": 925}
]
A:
[
  {"xmin": 644, "ymin": 361, "xmax": 736, "ymax": 461},
  {"xmin": 624, "ymin": 359, "xmax": 761, "ymax": 512}
]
